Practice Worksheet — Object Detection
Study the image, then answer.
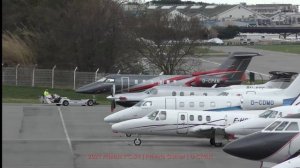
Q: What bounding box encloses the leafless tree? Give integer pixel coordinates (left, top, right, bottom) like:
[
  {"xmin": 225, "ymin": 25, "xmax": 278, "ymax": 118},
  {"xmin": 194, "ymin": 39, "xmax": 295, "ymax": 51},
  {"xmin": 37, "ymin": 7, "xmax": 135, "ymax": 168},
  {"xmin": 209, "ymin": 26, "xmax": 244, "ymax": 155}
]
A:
[{"xmin": 134, "ymin": 11, "xmax": 207, "ymax": 74}]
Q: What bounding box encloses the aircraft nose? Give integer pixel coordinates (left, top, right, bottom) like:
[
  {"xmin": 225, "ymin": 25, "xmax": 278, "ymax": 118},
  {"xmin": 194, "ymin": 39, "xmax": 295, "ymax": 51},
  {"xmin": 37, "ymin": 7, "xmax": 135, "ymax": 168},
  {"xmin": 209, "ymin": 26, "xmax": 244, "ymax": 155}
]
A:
[
  {"xmin": 76, "ymin": 82, "xmax": 99, "ymax": 93},
  {"xmin": 104, "ymin": 114, "xmax": 119, "ymax": 123},
  {"xmin": 225, "ymin": 124, "xmax": 243, "ymax": 135},
  {"xmin": 223, "ymin": 132, "xmax": 293, "ymax": 161},
  {"xmin": 111, "ymin": 122, "xmax": 124, "ymax": 132},
  {"xmin": 76, "ymin": 82, "xmax": 112, "ymax": 94},
  {"xmin": 223, "ymin": 133, "xmax": 264, "ymax": 161}
]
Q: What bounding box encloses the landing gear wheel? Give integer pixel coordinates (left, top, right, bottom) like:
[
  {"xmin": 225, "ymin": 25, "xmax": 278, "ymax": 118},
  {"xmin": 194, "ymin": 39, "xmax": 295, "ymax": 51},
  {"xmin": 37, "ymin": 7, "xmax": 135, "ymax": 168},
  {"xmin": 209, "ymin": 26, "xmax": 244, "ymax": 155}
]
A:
[
  {"xmin": 62, "ymin": 100, "xmax": 69, "ymax": 106},
  {"xmin": 126, "ymin": 133, "xmax": 131, "ymax": 137},
  {"xmin": 209, "ymin": 137, "xmax": 223, "ymax": 147},
  {"xmin": 210, "ymin": 137, "xmax": 215, "ymax": 146},
  {"xmin": 214, "ymin": 142, "xmax": 223, "ymax": 147},
  {"xmin": 87, "ymin": 99, "xmax": 94, "ymax": 106},
  {"xmin": 134, "ymin": 138, "xmax": 142, "ymax": 146}
]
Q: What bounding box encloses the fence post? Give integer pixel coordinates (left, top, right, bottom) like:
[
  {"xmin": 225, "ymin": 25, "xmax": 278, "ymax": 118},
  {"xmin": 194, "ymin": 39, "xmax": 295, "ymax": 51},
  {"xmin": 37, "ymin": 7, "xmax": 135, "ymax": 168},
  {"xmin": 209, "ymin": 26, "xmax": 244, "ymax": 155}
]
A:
[
  {"xmin": 16, "ymin": 64, "xmax": 20, "ymax": 86},
  {"xmin": 95, "ymin": 68, "xmax": 99, "ymax": 82},
  {"xmin": 52, "ymin": 65, "xmax": 56, "ymax": 88},
  {"xmin": 2, "ymin": 63, "xmax": 4, "ymax": 84},
  {"xmin": 32, "ymin": 64, "xmax": 37, "ymax": 87},
  {"xmin": 73, "ymin": 67, "xmax": 78, "ymax": 90}
]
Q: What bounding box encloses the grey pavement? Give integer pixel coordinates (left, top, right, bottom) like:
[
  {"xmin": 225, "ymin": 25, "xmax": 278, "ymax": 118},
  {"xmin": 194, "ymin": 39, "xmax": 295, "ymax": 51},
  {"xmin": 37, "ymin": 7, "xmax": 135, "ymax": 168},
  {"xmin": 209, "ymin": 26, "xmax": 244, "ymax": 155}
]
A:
[{"xmin": 2, "ymin": 104, "xmax": 259, "ymax": 168}]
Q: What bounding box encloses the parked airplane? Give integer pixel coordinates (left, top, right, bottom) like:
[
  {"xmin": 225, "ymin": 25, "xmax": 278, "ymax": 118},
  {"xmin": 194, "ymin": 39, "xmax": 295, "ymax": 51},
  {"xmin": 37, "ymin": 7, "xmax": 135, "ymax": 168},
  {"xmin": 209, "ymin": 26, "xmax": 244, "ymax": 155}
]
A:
[
  {"xmin": 107, "ymin": 71, "xmax": 297, "ymax": 107},
  {"xmin": 104, "ymin": 75, "xmax": 300, "ymax": 123},
  {"xmin": 111, "ymin": 109, "xmax": 263, "ymax": 146},
  {"xmin": 225, "ymin": 95, "xmax": 300, "ymax": 136},
  {"xmin": 76, "ymin": 52, "xmax": 261, "ymax": 94},
  {"xmin": 223, "ymin": 114, "xmax": 300, "ymax": 167},
  {"xmin": 105, "ymin": 96, "xmax": 242, "ymax": 123}
]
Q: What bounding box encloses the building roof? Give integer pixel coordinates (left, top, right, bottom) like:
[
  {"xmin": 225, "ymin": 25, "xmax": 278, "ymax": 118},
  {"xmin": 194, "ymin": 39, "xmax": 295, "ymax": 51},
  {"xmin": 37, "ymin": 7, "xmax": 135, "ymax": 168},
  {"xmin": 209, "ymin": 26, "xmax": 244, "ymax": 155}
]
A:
[{"xmin": 148, "ymin": 4, "xmax": 237, "ymax": 18}]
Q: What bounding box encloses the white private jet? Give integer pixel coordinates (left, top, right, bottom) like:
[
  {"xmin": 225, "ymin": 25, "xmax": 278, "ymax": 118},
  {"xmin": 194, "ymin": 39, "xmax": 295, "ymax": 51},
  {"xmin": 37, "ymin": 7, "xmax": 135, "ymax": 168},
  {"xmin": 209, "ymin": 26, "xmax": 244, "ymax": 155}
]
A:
[
  {"xmin": 107, "ymin": 71, "xmax": 297, "ymax": 108},
  {"xmin": 111, "ymin": 109, "xmax": 263, "ymax": 146},
  {"xmin": 104, "ymin": 75, "xmax": 300, "ymax": 123},
  {"xmin": 225, "ymin": 95, "xmax": 300, "ymax": 136},
  {"xmin": 223, "ymin": 114, "xmax": 300, "ymax": 167}
]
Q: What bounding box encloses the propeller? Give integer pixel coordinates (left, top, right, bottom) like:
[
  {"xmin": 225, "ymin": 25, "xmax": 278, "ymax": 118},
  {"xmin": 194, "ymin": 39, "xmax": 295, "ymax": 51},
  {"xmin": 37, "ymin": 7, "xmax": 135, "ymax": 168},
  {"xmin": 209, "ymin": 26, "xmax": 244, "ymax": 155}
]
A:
[{"xmin": 110, "ymin": 84, "xmax": 116, "ymax": 112}]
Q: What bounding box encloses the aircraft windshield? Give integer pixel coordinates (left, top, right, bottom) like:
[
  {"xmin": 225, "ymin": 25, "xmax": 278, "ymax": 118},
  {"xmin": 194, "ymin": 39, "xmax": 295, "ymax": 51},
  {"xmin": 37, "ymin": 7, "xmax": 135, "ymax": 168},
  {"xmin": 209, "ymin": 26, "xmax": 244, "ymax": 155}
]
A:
[
  {"xmin": 144, "ymin": 88, "xmax": 158, "ymax": 95},
  {"xmin": 105, "ymin": 78, "xmax": 115, "ymax": 83},
  {"xmin": 134, "ymin": 101, "xmax": 143, "ymax": 107},
  {"xmin": 144, "ymin": 89, "xmax": 152, "ymax": 94},
  {"xmin": 265, "ymin": 121, "xmax": 281, "ymax": 131},
  {"xmin": 97, "ymin": 77, "xmax": 107, "ymax": 82},
  {"xmin": 218, "ymin": 92, "xmax": 229, "ymax": 96},
  {"xmin": 147, "ymin": 111, "xmax": 159, "ymax": 120},
  {"xmin": 259, "ymin": 110, "xmax": 278, "ymax": 118}
]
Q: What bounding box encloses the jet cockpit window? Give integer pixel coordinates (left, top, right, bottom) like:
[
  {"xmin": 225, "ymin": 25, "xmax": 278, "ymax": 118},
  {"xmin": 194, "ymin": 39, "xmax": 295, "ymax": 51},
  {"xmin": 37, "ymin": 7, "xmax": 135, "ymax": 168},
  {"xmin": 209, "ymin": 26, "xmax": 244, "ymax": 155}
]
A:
[
  {"xmin": 147, "ymin": 111, "xmax": 159, "ymax": 120},
  {"xmin": 285, "ymin": 122, "xmax": 299, "ymax": 131},
  {"xmin": 269, "ymin": 111, "xmax": 278, "ymax": 118},
  {"xmin": 134, "ymin": 101, "xmax": 143, "ymax": 107},
  {"xmin": 159, "ymin": 111, "xmax": 167, "ymax": 120},
  {"xmin": 142, "ymin": 101, "xmax": 152, "ymax": 107},
  {"xmin": 149, "ymin": 88, "xmax": 158, "ymax": 95},
  {"xmin": 97, "ymin": 77, "xmax": 107, "ymax": 82},
  {"xmin": 144, "ymin": 89, "xmax": 151, "ymax": 94},
  {"xmin": 265, "ymin": 121, "xmax": 281, "ymax": 131},
  {"xmin": 259, "ymin": 110, "xmax": 276, "ymax": 118},
  {"xmin": 218, "ymin": 92, "xmax": 229, "ymax": 96},
  {"xmin": 275, "ymin": 121, "xmax": 289, "ymax": 131},
  {"xmin": 105, "ymin": 78, "xmax": 115, "ymax": 83}
]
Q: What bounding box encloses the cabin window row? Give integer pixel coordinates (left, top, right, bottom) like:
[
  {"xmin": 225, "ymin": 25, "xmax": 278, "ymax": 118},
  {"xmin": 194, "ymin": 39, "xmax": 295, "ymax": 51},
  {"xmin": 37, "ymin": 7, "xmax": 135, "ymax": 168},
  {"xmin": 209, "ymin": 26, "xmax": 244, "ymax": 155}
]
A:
[
  {"xmin": 181, "ymin": 114, "xmax": 211, "ymax": 122},
  {"xmin": 178, "ymin": 101, "xmax": 232, "ymax": 108},
  {"xmin": 172, "ymin": 91, "xmax": 207, "ymax": 96}
]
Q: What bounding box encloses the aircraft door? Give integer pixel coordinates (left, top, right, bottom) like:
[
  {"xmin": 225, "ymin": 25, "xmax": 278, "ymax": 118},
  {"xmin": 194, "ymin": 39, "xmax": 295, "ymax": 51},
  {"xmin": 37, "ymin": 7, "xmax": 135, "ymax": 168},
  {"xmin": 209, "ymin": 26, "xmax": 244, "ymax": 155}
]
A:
[
  {"xmin": 165, "ymin": 98, "xmax": 176, "ymax": 109},
  {"xmin": 121, "ymin": 77, "xmax": 130, "ymax": 92},
  {"xmin": 177, "ymin": 112, "xmax": 188, "ymax": 134}
]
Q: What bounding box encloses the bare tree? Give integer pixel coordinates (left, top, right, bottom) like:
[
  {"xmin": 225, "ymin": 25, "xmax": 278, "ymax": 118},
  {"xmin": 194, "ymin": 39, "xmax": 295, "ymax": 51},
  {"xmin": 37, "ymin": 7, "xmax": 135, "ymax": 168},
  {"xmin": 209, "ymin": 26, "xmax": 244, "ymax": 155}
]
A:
[{"xmin": 135, "ymin": 11, "xmax": 207, "ymax": 74}]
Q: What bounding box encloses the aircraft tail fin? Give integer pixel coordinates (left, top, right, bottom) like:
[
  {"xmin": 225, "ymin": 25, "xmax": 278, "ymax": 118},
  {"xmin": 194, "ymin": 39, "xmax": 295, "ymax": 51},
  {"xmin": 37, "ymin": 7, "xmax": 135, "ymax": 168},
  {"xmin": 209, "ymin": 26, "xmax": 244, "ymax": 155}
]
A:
[
  {"xmin": 282, "ymin": 74, "xmax": 300, "ymax": 98},
  {"xmin": 219, "ymin": 52, "xmax": 262, "ymax": 84},
  {"xmin": 263, "ymin": 71, "xmax": 298, "ymax": 89}
]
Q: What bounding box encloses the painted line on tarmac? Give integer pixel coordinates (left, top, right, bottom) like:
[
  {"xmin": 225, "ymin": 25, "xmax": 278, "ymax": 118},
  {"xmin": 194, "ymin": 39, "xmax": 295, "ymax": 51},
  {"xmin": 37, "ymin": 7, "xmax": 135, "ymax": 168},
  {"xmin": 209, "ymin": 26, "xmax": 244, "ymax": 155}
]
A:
[
  {"xmin": 57, "ymin": 107, "xmax": 73, "ymax": 155},
  {"xmin": 199, "ymin": 58, "xmax": 270, "ymax": 77}
]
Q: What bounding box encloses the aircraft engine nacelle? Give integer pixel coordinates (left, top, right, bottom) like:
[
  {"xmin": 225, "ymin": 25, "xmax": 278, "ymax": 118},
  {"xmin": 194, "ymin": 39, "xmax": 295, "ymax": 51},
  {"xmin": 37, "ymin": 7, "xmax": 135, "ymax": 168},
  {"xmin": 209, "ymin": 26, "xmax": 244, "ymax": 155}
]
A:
[{"xmin": 241, "ymin": 96, "xmax": 283, "ymax": 110}]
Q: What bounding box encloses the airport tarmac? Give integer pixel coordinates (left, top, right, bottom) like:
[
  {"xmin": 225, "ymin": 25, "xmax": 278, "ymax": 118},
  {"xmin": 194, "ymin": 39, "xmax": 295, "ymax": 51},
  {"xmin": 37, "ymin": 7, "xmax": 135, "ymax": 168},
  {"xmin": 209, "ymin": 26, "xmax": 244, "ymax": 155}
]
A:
[{"xmin": 3, "ymin": 103, "xmax": 260, "ymax": 168}]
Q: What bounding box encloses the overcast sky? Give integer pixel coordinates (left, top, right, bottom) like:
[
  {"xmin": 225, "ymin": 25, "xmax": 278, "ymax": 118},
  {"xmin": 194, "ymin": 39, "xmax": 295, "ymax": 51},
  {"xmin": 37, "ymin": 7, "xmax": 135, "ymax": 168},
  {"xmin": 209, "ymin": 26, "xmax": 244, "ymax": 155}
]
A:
[{"xmin": 180, "ymin": 0, "xmax": 300, "ymax": 5}]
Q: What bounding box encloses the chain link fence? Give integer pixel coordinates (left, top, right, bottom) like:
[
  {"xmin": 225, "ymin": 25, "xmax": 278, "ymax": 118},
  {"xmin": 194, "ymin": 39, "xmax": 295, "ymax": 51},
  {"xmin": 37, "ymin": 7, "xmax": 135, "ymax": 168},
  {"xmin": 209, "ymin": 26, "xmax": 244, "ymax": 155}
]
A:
[{"xmin": 2, "ymin": 65, "xmax": 105, "ymax": 89}]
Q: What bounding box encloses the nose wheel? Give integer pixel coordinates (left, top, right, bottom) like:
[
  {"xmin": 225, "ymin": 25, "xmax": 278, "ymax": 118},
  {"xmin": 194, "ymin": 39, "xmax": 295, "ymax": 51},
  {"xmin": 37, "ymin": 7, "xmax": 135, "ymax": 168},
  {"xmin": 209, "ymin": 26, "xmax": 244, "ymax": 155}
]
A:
[
  {"xmin": 134, "ymin": 138, "xmax": 142, "ymax": 146},
  {"xmin": 209, "ymin": 137, "xmax": 223, "ymax": 147},
  {"xmin": 125, "ymin": 133, "xmax": 131, "ymax": 137}
]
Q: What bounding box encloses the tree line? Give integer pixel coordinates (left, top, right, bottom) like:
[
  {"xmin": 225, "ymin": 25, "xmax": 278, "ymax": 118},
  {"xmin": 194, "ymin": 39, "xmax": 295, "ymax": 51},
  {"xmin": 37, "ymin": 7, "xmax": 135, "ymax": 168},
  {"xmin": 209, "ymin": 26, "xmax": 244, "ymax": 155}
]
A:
[{"xmin": 2, "ymin": 0, "xmax": 239, "ymax": 74}]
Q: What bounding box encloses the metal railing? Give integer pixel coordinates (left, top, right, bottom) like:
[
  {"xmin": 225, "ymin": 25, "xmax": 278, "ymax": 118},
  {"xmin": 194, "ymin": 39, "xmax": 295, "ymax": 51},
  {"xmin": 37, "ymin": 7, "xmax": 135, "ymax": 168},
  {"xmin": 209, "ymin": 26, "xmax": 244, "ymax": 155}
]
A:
[{"xmin": 2, "ymin": 65, "xmax": 105, "ymax": 89}]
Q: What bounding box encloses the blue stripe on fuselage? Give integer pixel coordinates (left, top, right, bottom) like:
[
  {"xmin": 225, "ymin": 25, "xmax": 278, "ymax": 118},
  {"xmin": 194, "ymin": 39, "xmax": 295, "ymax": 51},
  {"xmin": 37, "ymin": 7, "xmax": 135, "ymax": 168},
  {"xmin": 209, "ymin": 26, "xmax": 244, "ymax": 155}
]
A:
[
  {"xmin": 283, "ymin": 97, "xmax": 297, "ymax": 106},
  {"xmin": 206, "ymin": 106, "xmax": 242, "ymax": 111}
]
